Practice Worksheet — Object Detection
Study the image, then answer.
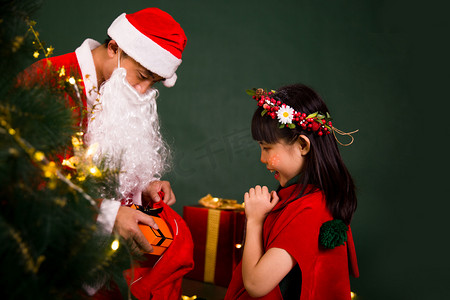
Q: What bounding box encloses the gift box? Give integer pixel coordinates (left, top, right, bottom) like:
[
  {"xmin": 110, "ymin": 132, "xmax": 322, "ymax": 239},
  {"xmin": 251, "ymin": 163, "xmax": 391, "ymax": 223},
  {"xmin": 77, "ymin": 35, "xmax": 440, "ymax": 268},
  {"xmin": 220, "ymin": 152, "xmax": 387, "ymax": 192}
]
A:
[
  {"xmin": 183, "ymin": 195, "xmax": 246, "ymax": 288},
  {"xmin": 132, "ymin": 204, "xmax": 173, "ymax": 255}
]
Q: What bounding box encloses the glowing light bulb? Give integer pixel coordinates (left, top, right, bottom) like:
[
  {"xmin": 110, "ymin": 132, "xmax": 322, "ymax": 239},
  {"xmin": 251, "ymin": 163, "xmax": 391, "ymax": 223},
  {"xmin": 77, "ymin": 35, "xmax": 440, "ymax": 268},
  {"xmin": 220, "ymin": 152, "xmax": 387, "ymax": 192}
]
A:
[
  {"xmin": 111, "ymin": 239, "xmax": 119, "ymax": 251},
  {"xmin": 68, "ymin": 77, "xmax": 76, "ymax": 85},
  {"xmin": 59, "ymin": 66, "xmax": 66, "ymax": 77},
  {"xmin": 34, "ymin": 151, "xmax": 45, "ymax": 161},
  {"xmin": 71, "ymin": 136, "xmax": 82, "ymax": 147},
  {"xmin": 43, "ymin": 161, "xmax": 56, "ymax": 178},
  {"xmin": 235, "ymin": 244, "xmax": 242, "ymax": 249},
  {"xmin": 89, "ymin": 166, "xmax": 101, "ymax": 177},
  {"xmin": 46, "ymin": 46, "xmax": 54, "ymax": 56},
  {"xmin": 351, "ymin": 291, "xmax": 357, "ymax": 299}
]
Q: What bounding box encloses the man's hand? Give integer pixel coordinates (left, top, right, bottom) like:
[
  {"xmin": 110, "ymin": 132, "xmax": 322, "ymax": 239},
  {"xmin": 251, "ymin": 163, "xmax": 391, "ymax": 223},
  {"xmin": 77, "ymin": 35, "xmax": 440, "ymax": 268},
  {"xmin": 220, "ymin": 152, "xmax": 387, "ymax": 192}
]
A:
[
  {"xmin": 142, "ymin": 180, "xmax": 176, "ymax": 206},
  {"xmin": 114, "ymin": 206, "xmax": 158, "ymax": 253}
]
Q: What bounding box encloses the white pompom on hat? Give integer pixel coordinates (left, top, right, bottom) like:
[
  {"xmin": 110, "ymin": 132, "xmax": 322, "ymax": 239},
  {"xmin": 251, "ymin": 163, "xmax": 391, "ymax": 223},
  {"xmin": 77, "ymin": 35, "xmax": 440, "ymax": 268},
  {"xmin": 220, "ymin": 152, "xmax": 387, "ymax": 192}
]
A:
[{"xmin": 107, "ymin": 8, "xmax": 187, "ymax": 87}]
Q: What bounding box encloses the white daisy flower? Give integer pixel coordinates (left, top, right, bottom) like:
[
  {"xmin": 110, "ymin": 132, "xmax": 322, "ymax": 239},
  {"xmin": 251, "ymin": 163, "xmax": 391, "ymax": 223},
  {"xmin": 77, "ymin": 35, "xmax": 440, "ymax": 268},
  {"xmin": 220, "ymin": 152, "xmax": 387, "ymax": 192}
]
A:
[{"xmin": 276, "ymin": 105, "xmax": 295, "ymax": 124}]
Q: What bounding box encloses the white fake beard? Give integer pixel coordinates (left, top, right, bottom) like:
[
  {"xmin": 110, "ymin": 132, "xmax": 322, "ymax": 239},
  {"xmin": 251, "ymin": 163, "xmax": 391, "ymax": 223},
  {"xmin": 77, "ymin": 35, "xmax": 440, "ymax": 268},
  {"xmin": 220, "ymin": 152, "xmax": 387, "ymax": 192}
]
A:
[{"xmin": 86, "ymin": 68, "xmax": 170, "ymax": 200}]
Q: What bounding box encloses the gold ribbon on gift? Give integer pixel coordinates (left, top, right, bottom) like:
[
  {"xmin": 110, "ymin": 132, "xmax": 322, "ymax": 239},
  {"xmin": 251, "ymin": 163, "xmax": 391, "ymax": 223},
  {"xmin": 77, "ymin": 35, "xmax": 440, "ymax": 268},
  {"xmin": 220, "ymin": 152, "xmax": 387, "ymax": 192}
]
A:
[
  {"xmin": 200, "ymin": 194, "xmax": 244, "ymax": 283},
  {"xmin": 204, "ymin": 209, "xmax": 221, "ymax": 283},
  {"xmin": 199, "ymin": 194, "xmax": 244, "ymax": 210}
]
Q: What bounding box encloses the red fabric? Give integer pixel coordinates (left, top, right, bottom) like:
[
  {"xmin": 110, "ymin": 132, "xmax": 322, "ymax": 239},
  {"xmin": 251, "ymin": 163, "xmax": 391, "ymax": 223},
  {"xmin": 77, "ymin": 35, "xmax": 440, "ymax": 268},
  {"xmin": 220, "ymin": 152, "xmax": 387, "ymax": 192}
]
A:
[
  {"xmin": 183, "ymin": 206, "xmax": 245, "ymax": 287},
  {"xmin": 22, "ymin": 56, "xmax": 194, "ymax": 299},
  {"xmin": 124, "ymin": 200, "xmax": 194, "ymax": 300},
  {"xmin": 225, "ymin": 185, "xmax": 359, "ymax": 300},
  {"xmin": 126, "ymin": 8, "xmax": 187, "ymax": 59}
]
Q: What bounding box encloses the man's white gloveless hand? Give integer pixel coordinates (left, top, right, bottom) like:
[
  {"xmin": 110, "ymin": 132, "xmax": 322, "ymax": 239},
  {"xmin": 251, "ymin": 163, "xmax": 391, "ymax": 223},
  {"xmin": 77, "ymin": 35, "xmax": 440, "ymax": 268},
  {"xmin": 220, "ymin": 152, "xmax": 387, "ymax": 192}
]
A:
[
  {"xmin": 142, "ymin": 180, "xmax": 176, "ymax": 206},
  {"xmin": 114, "ymin": 206, "xmax": 159, "ymax": 253}
]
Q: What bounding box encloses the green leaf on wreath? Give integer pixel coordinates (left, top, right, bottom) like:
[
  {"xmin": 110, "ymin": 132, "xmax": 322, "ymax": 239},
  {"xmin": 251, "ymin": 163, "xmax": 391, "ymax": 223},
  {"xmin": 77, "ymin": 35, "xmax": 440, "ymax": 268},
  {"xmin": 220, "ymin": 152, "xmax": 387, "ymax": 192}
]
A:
[
  {"xmin": 306, "ymin": 112, "xmax": 318, "ymax": 119},
  {"xmin": 288, "ymin": 123, "xmax": 296, "ymax": 129},
  {"xmin": 279, "ymin": 124, "xmax": 285, "ymax": 129},
  {"xmin": 246, "ymin": 88, "xmax": 256, "ymax": 96},
  {"xmin": 261, "ymin": 109, "xmax": 268, "ymax": 116}
]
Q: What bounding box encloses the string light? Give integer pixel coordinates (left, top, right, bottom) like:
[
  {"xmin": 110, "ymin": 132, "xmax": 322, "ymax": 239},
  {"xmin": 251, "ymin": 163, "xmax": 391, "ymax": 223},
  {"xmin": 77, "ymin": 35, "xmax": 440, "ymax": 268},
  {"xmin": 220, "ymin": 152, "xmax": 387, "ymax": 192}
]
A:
[
  {"xmin": 46, "ymin": 46, "xmax": 54, "ymax": 56},
  {"xmin": 71, "ymin": 136, "xmax": 83, "ymax": 148},
  {"xmin": 43, "ymin": 161, "xmax": 56, "ymax": 178},
  {"xmin": 89, "ymin": 166, "xmax": 101, "ymax": 177},
  {"xmin": 1, "ymin": 118, "xmax": 97, "ymax": 205},
  {"xmin": 26, "ymin": 19, "xmax": 53, "ymax": 58},
  {"xmin": 33, "ymin": 151, "xmax": 45, "ymax": 162},
  {"xmin": 59, "ymin": 66, "xmax": 66, "ymax": 77},
  {"xmin": 2, "ymin": 22, "xmax": 113, "ymax": 206},
  {"xmin": 235, "ymin": 244, "xmax": 242, "ymax": 249},
  {"xmin": 9, "ymin": 226, "xmax": 45, "ymax": 274},
  {"xmin": 111, "ymin": 239, "xmax": 120, "ymax": 251}
]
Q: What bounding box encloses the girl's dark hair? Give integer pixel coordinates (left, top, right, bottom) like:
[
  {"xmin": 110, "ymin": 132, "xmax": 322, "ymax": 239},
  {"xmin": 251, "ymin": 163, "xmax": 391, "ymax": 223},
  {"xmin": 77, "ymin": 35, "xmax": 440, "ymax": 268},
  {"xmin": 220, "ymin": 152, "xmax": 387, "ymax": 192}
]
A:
[{"xmin": 251, "ymin": 83, "xmax": 357, "ymax": 224}]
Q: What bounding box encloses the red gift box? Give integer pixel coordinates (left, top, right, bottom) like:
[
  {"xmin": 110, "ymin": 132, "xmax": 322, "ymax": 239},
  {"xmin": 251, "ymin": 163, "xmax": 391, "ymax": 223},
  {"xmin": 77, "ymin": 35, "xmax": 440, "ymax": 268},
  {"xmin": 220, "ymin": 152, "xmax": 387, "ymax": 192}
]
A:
[{"xmin": 183, "ymin": 205, "xmax": 245, "ymax": 287}]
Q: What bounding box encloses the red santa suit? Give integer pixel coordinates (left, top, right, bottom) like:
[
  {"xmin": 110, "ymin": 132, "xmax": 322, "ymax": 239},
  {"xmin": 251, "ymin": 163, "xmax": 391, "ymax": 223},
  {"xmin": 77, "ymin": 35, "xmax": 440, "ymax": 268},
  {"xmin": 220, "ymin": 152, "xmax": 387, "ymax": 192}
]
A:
[
  {"xmin": 23, "ymin": 38, "xmax": 194, "ymax": 299},
  {"xmin": 225, "ymin": 184, "xmax": 359, "ymax": 300},
  {"xmin": 21, "ymin": 7, "xmax": 192, "ymax": 299}
]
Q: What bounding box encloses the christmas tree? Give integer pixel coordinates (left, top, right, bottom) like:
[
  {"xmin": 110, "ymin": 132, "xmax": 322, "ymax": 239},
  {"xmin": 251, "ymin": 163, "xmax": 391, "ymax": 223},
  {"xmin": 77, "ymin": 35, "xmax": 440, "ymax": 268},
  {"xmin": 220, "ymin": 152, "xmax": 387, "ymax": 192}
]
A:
[{"xmin": 0, "ymin": 1, "xmax": 134, "ymax": 298}]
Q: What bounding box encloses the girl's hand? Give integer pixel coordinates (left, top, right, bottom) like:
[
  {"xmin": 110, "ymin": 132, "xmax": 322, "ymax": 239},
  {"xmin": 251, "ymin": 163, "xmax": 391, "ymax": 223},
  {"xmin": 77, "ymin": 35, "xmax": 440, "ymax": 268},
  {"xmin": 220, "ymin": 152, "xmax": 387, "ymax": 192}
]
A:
[{"xmin": 244, "ymin": 185, "xmax": 279, "ymax": 223}]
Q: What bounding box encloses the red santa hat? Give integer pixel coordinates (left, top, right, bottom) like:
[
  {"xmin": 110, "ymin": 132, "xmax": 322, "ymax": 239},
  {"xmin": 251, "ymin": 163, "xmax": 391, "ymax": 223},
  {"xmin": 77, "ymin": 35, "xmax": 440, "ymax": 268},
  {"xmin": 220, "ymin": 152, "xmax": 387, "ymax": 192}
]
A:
[{"xmin": 107, "ymin": 8, "xmax": 187, "ymax": 87}]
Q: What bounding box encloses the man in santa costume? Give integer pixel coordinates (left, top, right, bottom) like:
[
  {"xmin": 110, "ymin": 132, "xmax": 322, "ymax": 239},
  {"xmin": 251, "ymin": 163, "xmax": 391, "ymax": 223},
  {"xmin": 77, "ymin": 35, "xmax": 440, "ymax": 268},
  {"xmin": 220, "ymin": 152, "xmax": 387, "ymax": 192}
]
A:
[{"xmin": 22, "ymin": 7, "xmax": 194, "ymax": 299}]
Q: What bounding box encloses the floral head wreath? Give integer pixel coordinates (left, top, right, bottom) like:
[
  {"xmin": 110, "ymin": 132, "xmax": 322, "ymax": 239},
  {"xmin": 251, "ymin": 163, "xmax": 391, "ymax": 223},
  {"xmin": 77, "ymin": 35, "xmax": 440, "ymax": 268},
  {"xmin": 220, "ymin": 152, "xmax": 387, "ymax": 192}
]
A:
[{"xmin": 246, "ymin": 88, "xmax": 358, "ymax": 146}]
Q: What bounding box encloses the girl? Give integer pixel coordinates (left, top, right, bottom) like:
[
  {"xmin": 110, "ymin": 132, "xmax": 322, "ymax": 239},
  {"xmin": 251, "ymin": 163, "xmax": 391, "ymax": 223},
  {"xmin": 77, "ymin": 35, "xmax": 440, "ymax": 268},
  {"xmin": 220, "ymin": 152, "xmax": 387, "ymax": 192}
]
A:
[{"xmin": 225, "ymin": 84, "xmax": 359, "ymax": 300}]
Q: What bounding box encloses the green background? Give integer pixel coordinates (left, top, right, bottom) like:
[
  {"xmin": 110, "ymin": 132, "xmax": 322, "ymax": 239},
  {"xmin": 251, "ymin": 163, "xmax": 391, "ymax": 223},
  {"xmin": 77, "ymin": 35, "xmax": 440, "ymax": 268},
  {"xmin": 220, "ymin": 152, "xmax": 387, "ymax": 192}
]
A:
[{"xmin": 33, "ymin": 0, "xmax": 449, "ymax": 299}]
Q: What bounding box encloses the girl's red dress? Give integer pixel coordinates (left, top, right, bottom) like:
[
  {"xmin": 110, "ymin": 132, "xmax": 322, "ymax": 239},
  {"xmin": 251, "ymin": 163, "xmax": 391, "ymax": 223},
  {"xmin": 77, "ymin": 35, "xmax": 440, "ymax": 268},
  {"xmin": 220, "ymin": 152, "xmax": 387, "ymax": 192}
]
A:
[{"xmin": 225, "ymin": 184, "xmax": 359, "ymax": 300}]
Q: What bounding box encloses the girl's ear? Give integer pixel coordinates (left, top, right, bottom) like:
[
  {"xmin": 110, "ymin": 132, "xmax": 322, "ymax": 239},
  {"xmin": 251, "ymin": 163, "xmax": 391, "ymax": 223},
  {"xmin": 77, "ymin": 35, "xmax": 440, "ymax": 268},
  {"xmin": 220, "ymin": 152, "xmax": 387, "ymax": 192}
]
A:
[
  {"xmin": 107, "ymin": 40, "xmax": 119, "ymax": 57},
  {"xmin": 298, "ymin": 135, "xmax": 311, "ymax": 155}
]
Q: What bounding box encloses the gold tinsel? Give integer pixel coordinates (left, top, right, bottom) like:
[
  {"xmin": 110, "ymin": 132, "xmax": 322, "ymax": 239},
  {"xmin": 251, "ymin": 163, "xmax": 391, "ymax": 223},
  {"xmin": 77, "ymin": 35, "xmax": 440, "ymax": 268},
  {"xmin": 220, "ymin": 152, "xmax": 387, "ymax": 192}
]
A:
[{"xmin": 199, "ymin": 194, "xmax": 244, "ymax": 210}]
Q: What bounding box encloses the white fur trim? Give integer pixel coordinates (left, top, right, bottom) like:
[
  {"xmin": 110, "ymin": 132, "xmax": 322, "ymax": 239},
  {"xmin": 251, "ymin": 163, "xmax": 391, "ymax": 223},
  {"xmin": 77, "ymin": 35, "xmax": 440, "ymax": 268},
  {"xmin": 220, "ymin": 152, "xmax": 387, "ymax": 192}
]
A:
[
  {"xmin": 75, "ymin": 39, "xmax": 101, "ymax": 108},
  {"xmin": 97, "ymin": 199, "xmax": 121, "ymax": 234},
  {"xmin": 162, "ymin": 73, "xmax": 177, "ymax": 87},
  {"xmin": 108, "ymin": 13, "xmax": 182, "ymax": 80}
]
